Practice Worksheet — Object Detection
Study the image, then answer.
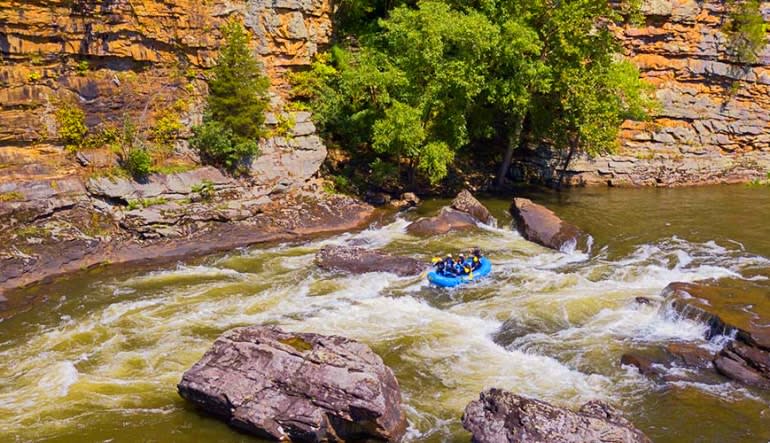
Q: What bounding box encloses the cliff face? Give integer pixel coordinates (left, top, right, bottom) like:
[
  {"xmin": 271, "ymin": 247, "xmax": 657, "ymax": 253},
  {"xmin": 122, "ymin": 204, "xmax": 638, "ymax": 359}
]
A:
[
  {"xmin": 0, "ymin": 0, "xmax": 331, "ymax": 185},
  {"xmin": 514, "ymin": 0, "xmax": 770, "ymax": 187}
]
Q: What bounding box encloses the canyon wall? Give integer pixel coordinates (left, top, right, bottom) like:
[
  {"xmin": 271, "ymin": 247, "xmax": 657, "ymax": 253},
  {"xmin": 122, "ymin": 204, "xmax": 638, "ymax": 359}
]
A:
[
  {"xmin": 513, "ymin": 0, "xmax": 770, "ymax": 187},
  {"xmin": 0, "ymin": 0, "xmax": 331, "ymax": 189}
]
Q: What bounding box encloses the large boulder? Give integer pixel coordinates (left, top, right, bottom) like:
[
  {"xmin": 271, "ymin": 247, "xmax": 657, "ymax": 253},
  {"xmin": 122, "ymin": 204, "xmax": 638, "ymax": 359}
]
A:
[
  {"xmin": 462, "ymin": 389, "xmax": 651, "ymax": 443},
  {"xmin": 510, "ymin": 198, "xmax": 591, "ymax": 252},
  {"xmin": 406, "ymin": 191, "xmax": 495, "ymax": 236},
  {"xmin": 451, "ymin": 190, "xmax": 496, "ymax": 226},
  {"xmin": 406, "ymin": 207, "xmax": 479, "ymax": 236},
  {"xmin": 316, "ymin": 246, "xmax": 425, "ymax": 276},
  {"xmin": 178, "ymin": 326, "xmax": 406, "ymax": 442},
  {"xmin": 664, "ymin": 279, "xmax": 770, "ymax": 389}
]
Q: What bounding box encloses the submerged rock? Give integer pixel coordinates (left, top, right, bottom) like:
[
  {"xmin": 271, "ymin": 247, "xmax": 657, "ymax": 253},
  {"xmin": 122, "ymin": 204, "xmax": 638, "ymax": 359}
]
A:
[
  {"xmin": 509, "ymin": 198, "xmax": 591, "ymax": 252},
  {"xmin": 406, "ymin": 190, "xmax": 494, "ymax": 236},
  {"xmin": 462, "ymin": 388, "xmax": 651, "ymax": 443},
  {"xmin": 316, "ymin": 246, "xmax": 425, "ymax": 276},
  {"xmin": 664, "ymin": 279, "xmax": 770, "ymax": 389},
  {"xmin": 178, "ymin": 326, "xmax": 406, "ymax": 442}
]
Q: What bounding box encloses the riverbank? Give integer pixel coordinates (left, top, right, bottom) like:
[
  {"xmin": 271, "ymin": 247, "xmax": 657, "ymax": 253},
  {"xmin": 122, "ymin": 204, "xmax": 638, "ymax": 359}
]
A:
[{"xmin": 0, "ymin": 181, "xmax": 377, "ymax": 317}]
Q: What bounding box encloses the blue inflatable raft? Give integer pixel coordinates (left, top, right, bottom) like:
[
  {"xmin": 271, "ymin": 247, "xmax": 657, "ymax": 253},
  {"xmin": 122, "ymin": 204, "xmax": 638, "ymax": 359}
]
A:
[{"xmin": 427, "ymin": 257, "xmax": 492, "ymax": 288}]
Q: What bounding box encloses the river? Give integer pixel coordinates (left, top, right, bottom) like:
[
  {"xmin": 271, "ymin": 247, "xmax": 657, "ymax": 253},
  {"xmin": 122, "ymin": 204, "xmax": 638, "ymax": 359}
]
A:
[{"xmin": 2, "ymin": 185, "xmax": 770, "ymax": 442}]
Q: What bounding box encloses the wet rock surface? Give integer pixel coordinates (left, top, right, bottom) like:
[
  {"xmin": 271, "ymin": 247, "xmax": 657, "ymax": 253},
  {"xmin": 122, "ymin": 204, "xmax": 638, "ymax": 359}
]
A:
[
  {"xmin": 178, "ymin": 326, "xmax": 406, "ymax": 442},
  {"xmin": 406, "ymin": 191, "xmax": 493, "ymax": 236},
  {"xmin": 462, "ymin": 388, "xmax": 651, "ymax": 443},
  {"xmin": 510, "ymin": 198, "xmax": 591, "ymax": 252},
  {"xmin": 316, "ymin": 246, "xmax": 425, "ymax": 277},
  {"xmin": 662, "ymin": 280, "xmax": 770, "ymax": 389},
  {"xmin": 451, "ymin": 190, "xmax": 496, "ymax": 226}
]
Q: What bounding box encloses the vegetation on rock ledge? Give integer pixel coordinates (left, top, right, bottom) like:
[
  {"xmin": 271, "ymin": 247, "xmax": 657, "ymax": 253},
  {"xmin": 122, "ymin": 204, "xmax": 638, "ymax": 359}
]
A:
[
  {"xmin": 293, "ymin": 0, "xmax": 657, "ymax": 190},
  {"xmin": 191, "ymin": 21, "xmax": 270, "ymax": 174}
]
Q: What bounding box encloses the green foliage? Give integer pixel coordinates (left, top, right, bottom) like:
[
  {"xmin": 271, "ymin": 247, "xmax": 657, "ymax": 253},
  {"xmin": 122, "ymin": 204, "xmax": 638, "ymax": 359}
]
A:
[
  {"xmin": 191, "ymin": 20, "xmax": 268, "ymax": 172},
  {"xmin": 27, "ymin": 71, "xmax": 42, "ymax": 82},
  {"xmin": 126, "ymin": 196, "xmax": 167, "ymax": 210},
  {"xmin": 190, "ymin": 120, "xmax": 258, "ymax": 172},
  {"xmin": 191, "ymin": 180, "xmax": 215, "ymax": 200},
  {"xmin": 724, "ymin": 0, "xmax": 767, "ymax": 65},
  {"xmin": 153, "ymin": 111, "xmax": 183, "ymax": 154},
  {"xmin": 270, "ymin": 113, "xmax": 296, "ymax": 138},
  {"xmin": 298, "ymin": 0, "xmax": 656, "ymax": 189},
  {"xmin": 55, "ymin": 103, "xmax": 88, "ymax": 150},
  {"xmin": 76, "ymin": 60, "xmax": 89, "ymax": 75},
  {"xmin": 124, "ymin": 147, "xmax": 152, "ymax": 179},
  {"xmin": 0, "ymin": 191, "xmax": 24, "ymax": 202}
]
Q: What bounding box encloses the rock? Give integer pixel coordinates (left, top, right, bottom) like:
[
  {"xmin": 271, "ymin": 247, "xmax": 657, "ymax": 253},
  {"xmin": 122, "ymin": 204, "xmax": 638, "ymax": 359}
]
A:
[
  {"xmin": 405, "ymin": 190, "xmax": 494, "ymax": 235},
  {"xmin": 389, "ymin": 192, "xmax": 420, "ymax": 210},
  {"xmin": 406, "ymin": 207, "xmax": 479, "ymax": 236},
  {"xmin": 665, "ymin": 342, "xmax": 715, "ymax": 369},
  {"xmin": 178, "ymin": 326, "xmax": 406, "ymax": 442},
  {"xmin": 365, "ymin": 192, "xmax": 392, "ymax": 207},
  {"xmin": 316, "ymin": 246, "xmax": 424, "ymax": 277},
  {"xmin": 462, "ymin": 388, "xmax": 651, "ymax": 443},
  {"xmin": 451, "ymin": 190, "xmax": 496, "ymax": 226},
  {"xmin": 510, "ymin": 198, "xmax": 591, "ymax": 252},
  {"xmin": 635, "ymin": 296, "xmax": 653, "ymax": 305},
  {"xmin": 621, "ymin": 353, "xmax": 661, "ymax": 377},
  {"xmin": 400, "ymin": 192, "xmax": 420, "ymax": 206},
  {"xmin": 664, "ymin": 279, "xmax": 770, "ymax": 389}
]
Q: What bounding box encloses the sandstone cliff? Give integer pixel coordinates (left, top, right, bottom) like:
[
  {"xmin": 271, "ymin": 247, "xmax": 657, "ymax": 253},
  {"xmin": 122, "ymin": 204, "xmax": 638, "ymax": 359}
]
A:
[
  {"xmin": 514, "ymin": 0, "xmax": 770, "ymax": 187},
  {"xmin": 0, "ymin": 0, "xmax": 331, "ymax": 188}
]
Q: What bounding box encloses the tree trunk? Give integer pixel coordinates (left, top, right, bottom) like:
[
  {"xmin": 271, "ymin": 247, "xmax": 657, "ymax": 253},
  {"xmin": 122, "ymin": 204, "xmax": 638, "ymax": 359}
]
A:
[
  {"xmin": 557, "ymin": 134, "xmax": 578, "ymax": 190},
  {"xmin": 495, "ymin": 115, "xmax": 525, "ymax": 190}
]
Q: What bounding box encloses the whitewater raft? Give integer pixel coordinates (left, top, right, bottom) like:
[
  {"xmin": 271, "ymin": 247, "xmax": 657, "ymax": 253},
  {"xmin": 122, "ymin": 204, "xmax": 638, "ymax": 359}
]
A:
[{"xmin": 427, "ymin": 257, "xmax": 492, "ymax": 288}]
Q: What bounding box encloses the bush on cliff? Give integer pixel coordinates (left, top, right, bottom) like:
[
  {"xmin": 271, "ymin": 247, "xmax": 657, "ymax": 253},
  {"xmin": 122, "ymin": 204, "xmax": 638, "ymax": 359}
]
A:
[
  {"xmin": 192, "ymin": 20, "xmax": 269, "ymax": 174},
  {"xmin": 724, "ymin": 0, "xmax": 767, "ymax": 65},
  {"xmin": 55, "ymin": 102, "xmax": 88, "ymax": 151}
]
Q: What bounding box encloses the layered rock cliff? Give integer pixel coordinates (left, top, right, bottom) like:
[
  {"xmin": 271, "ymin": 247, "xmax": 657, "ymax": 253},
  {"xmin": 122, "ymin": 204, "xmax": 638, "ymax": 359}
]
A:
[
  {"xmin": 513, "ymin": 0, "xmax": 770, "ymax": 186},
  {"xmin": 0, "ymin": 0, "xmax": 331, "ymax": 187}
]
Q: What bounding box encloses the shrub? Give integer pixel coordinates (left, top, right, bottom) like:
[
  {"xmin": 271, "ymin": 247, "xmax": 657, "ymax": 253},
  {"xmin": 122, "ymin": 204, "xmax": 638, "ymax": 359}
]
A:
[
  {"xmin": 153, "ymin": 111, "xmax": 183, "ymax": 157},
  {"xmin": 124, "ymin": 147, "xmax": 152, "ymax": 179},
  {"xmin": 190, "ymin": 120, "xmax": 258, "ymax": 173},
  {"xmin": 191, "ymin": 180, "xmax": 215, "ymax": 200},
  {"xmin": 76, "ymin": 60, "xmax": 89, "ymax": 75},
  {"xmin": 55, "ymin": 103, "xmax": 88, "ymax": 150}
]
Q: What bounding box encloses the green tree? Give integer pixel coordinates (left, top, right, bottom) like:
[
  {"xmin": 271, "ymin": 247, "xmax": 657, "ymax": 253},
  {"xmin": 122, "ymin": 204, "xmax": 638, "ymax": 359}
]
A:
[
  {"xmin": 724, "ymin": 0, "xmax": 767, "ymax": 65},
  {"xmin": 192, "ymin": 20, "xmax": 270, "ymax": 172}
]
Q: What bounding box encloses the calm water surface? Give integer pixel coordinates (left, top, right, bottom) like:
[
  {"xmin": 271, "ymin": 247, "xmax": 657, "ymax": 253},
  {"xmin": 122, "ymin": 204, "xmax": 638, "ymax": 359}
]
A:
[{"xmin": 2, "ymin": 185, "xmax": 770, "ymax": 442}]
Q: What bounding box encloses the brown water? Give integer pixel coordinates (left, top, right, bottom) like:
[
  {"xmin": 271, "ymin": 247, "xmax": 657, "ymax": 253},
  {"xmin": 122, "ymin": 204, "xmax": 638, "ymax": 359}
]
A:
[{"xmin": 2, "ymin": 185, "xmax": 770, "ymax": 442}]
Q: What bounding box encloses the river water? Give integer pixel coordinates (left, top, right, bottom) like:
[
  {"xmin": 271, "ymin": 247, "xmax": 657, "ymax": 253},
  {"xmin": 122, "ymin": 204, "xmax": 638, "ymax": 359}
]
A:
[{"xmin": 2, "ymin": 185, "xmax": 770, "ymax": 442}]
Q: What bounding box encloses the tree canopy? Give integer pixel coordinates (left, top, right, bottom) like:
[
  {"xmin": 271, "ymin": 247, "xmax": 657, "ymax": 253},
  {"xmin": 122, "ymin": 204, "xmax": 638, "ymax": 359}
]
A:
[{"xmin": 295, "ymin": 0, "xmax": 658, "ymax": 189}]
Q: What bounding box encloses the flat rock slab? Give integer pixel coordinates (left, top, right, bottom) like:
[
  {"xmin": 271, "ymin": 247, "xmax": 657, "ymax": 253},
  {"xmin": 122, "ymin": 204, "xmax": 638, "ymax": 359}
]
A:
[
  {"xmin": 87, "ymin": 166, "xmax": 232, "ymax": 201},
  {"xmin": 510, "ymin": 198, "xmax": 591, "ymax": 252},
  {"xmin": 462, "ymin": 388, "xmax": 651, "ymax": 443},
  {"xmin": 178, "ymin": 326, "xmax": 406, "ymax": 442},
  {"xmin": 316, "ymin": 246, "xmax": 425, "ymax": 277}
]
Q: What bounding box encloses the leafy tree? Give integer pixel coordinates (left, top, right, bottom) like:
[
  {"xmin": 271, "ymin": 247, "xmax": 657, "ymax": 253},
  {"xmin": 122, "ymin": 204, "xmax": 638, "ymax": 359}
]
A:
[
  {"xmin": 191, "ymin": 20, "xmax": 269, "ymax": 172},
  {"xmin": 296, "ymin": 0, "xmax": 657, "ymax": 190}
]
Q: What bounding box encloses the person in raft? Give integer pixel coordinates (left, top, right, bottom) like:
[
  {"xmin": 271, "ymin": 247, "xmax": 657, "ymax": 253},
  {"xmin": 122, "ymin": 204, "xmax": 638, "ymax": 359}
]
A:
[{"xmin": 431, "ymin": 249, "xmax": 483, "ymax": 277}]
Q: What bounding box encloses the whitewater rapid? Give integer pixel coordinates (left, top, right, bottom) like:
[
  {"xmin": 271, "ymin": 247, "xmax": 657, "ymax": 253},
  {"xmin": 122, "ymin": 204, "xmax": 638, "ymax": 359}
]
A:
[{"xmin": 1, "ymin": 214, "xmax": 768, "ymax": 441}]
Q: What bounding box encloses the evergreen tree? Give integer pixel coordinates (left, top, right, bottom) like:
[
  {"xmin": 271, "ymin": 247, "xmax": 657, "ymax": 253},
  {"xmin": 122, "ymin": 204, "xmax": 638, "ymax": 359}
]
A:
[{"xmin": 192, "ymin": 20, "xmax": 270, "ymax": 172}]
